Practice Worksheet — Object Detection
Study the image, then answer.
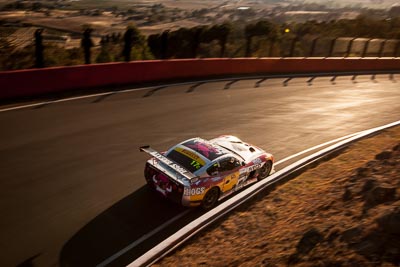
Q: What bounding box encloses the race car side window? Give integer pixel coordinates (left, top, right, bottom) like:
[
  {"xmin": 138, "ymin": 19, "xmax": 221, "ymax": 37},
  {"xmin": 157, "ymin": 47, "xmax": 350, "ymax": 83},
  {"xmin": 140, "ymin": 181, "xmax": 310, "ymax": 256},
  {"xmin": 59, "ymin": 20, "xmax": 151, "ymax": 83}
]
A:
[
  {"xmin": 207, "ymin": 163, "xmax": 219, "ymax": 176},
  {"xmin": 219, "ymin": 157, "xmax": 240, "ymax": 172}
]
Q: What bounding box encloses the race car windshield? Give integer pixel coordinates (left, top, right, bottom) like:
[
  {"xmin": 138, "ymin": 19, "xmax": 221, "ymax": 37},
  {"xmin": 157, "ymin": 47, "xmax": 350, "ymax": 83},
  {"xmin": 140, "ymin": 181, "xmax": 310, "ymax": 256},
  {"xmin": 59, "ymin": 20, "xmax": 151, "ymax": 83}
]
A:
[
  {"xmin": 167, "ymin": 149, "xmax": 204, "ymax": 173},
  {"xmin": 182, "ymin": 139, "xmax": 226, "ymax": 160}
]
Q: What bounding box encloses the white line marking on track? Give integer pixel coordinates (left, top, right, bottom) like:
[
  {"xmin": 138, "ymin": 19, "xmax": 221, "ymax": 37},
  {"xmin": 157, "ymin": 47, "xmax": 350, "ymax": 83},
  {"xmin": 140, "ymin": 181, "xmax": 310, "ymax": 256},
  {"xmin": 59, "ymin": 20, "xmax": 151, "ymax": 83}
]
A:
[
  {"xmin": 0, "ymin": 89, "xmax": 146, "ymax": 113},
  {"xmin": 274, "ymin": 131, "xmax": 365, "ymax": 166},
  {"xmin": 96, "ymin": 209, "xmax": 191, "ymax": 267}
]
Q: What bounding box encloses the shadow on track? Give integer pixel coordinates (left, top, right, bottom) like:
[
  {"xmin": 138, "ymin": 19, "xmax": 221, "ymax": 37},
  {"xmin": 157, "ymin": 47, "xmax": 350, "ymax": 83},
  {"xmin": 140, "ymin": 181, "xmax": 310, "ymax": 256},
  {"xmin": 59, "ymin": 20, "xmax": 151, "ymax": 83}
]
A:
[
  {"xmin": 59, "ymin": 186, "xmax": 191, "ymax": 267},
  {"xmin": 186, "ymin": 82, "xmax": 205, "ymax": 93},
  {"xmin": 92, "ymin": 92, "xmax": 117, "ymax": 103},
  {"xmin": 143, "ymin": 86, "xmax": 168, "ymax": 97}
]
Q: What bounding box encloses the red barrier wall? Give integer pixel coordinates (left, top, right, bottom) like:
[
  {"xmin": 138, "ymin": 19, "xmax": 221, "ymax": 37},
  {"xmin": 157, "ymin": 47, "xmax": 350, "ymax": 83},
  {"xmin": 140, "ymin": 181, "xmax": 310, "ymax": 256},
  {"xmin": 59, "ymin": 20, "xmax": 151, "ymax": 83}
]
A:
[{"xmin": 0, "ymin": 58, "xmax": 399, "ymax": 100}]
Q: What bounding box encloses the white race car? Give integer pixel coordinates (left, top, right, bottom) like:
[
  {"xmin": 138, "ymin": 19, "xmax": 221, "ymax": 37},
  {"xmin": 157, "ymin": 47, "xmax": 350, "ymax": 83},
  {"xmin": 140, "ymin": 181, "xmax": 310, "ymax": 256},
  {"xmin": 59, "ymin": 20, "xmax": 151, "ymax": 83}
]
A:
[{"xmin": 140, "ymin": 135, "xmax": 274, "ymax": 209}]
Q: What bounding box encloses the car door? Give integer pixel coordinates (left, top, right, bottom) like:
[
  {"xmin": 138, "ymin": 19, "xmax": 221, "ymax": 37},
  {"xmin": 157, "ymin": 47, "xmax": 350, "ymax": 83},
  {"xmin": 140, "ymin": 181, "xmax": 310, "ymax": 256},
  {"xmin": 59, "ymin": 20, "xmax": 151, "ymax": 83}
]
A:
[{"xmin": 218, "ymin": 157, "xmax": 241, "ymax": 192}]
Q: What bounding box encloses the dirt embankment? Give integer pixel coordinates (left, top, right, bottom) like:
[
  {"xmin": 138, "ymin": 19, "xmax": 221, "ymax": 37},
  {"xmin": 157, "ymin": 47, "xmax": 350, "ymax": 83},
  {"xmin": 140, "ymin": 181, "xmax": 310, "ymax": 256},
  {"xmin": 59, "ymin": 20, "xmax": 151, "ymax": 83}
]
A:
[{"xmin": 156, "ymin": 126, "xmax": 400, "ymax": 266}]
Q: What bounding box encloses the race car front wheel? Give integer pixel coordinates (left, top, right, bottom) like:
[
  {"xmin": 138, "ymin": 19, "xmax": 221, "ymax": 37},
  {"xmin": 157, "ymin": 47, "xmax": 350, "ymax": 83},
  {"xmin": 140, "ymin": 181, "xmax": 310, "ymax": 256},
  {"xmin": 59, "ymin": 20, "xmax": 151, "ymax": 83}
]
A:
[
  {"xmin": 201, "ymin": 187, "xmax": 220, "ymax": 210},
  {"xmin": 258, "ymin": 161, "xmax": 272, "ymax": 181}
]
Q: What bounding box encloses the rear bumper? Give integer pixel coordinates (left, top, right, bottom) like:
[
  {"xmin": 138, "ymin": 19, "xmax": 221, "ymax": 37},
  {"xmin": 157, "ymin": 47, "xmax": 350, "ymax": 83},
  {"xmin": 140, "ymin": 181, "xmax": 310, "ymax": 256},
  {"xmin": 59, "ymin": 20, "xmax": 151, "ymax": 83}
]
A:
[
  {"xmin": 144, "ymin": 163, "xmax": 184, "ymax": 204},
  {"xmin": 144, "ymin": 163, "xmax": 207, "ymax": 207}
]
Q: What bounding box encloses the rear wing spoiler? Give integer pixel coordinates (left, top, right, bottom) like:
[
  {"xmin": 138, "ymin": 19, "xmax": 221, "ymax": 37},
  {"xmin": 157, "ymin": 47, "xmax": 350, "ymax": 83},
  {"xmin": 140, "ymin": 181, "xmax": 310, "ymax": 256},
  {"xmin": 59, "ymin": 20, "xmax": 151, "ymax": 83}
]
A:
[{"xmin": 139, "ymin": 145, "xmax": 197, "ymax": 181}]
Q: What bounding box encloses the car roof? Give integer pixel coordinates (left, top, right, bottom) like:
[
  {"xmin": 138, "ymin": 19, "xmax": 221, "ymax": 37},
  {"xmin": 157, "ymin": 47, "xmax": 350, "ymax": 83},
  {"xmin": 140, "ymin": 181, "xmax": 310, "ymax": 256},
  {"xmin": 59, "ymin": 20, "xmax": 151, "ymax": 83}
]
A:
[{"xmin": 178, "ymin": 137, "xmax": 228, "ymax": 161}]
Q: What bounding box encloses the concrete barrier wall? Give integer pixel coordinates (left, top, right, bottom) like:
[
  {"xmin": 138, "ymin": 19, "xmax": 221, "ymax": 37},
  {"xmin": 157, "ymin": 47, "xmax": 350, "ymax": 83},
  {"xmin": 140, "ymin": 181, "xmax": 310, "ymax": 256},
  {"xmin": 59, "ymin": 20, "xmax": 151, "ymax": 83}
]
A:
[{"xmin": 0, "ymin": 58, "xmax": 399, "ymax": 100}]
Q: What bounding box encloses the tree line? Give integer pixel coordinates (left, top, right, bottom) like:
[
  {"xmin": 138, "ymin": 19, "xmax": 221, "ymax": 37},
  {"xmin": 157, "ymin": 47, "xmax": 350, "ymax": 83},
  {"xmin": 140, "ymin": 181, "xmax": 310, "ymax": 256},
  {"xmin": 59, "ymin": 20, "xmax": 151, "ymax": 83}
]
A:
[{"xmin": 1, "ymin": 16, "xmax": 400, "ymax": 70}]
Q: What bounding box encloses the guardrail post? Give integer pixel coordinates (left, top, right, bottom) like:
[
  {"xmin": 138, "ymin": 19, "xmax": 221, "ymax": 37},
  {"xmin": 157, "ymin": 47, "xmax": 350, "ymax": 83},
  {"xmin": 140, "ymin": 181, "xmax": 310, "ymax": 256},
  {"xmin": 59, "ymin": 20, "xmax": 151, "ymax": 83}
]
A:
[
  {"xmin": 328, "ymin": 37, "xmax": 338, "ymax": 57},
  {"xmin": 309, "ymin": 38, "xmax": 318, "ymax": 57},
  {"xmin": 361, "ymin": 39, "xmax": 372, "ymax": 58},
  {"xmin": 378, "ymin": 39, "xmax": 387, "ymax": 58}
]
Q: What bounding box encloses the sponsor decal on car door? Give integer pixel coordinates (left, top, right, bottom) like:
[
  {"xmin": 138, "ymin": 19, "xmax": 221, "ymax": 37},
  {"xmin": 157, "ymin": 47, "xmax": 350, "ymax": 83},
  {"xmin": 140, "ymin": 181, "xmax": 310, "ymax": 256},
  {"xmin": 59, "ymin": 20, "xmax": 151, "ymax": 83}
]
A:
[{"xmin": 223, "ymin": 171, "xmax": 239, "ymax": 192}]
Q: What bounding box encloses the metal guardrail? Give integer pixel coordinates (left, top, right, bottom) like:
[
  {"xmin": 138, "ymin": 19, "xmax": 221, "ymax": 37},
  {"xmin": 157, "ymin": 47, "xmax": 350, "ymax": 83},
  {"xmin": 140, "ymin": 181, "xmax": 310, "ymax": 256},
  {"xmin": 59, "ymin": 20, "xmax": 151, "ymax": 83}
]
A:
[{"xmin": 129, "ymin": 119, "xmax": 400, "ymax": 267}]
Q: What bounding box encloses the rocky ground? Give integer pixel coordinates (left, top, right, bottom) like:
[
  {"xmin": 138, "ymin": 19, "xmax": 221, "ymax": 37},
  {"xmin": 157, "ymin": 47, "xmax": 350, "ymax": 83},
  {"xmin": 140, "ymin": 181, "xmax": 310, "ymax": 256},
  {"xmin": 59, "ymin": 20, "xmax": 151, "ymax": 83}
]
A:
[{"xmin": 156, "ymin": 126, "xmax": 400, "ymax": 267}]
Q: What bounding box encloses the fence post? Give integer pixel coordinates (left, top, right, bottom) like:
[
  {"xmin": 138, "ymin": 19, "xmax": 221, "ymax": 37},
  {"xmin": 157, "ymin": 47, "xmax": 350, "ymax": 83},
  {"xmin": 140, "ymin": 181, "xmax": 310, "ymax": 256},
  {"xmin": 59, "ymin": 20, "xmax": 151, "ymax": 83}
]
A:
[
  {"xmin": 81, "ymin": 28, "xmax": 94, "ymax": 64},
  {"xmin": 160, "ymin": 30, "xmax": 169, "ymax": 59},
  {"xmin": 192, "ymin": 28, "xmax": 202, "ymax": 58},
  {"xmin": 123, "ymin": 28, "xmax": 133, "ymax": 62},
  {"xmin": 361, "ymin": 39, "xmax": 372, "ymax": 58},
  {"xmin": 378, "ymin": 39, "xmax": 387, "ymax": 58},
  {"xmin": 245, "ymin": 36, "xmax": 252, "ymax": 57},
  {"xmin": 289, "ymin": 37, "xmax": 298, "ymax": 57},
  {"xmin": 395, "ymin": 40, "xmax": 400, "ymax": 57},
  {"xmin": 345, "ymin": 37, "xmax": 357, "ymax": 57},
  {"xmin": 309, "ymin": 38, "xmax": 318, "ymax": 57},
  {"xmin": 328, "ymin": 37, "xmax": 338, "ymax": 57},
  {"xmin": 34, "ymin": 29, "xmax": 44, "ymax": 68},
  {"xmin": 268, "ymin": 38, "xmax": 275, "ymax": 57}
]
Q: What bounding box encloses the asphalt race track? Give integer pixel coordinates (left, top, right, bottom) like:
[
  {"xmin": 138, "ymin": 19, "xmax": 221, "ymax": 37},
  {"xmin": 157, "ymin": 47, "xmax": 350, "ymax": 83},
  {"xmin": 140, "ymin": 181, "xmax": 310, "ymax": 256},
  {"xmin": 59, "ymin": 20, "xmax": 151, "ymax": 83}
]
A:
[{"xmin": 1, "ymin": 74, "xmax": 400, "ymax": 266}]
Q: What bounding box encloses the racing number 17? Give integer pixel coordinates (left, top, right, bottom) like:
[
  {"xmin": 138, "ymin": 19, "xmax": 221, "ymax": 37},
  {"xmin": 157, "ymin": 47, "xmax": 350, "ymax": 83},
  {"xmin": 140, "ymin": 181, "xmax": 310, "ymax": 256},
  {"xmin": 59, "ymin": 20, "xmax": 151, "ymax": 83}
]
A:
[{"xmin": 190, "ymin": 160, "xmax": 201, "ymax": 170}]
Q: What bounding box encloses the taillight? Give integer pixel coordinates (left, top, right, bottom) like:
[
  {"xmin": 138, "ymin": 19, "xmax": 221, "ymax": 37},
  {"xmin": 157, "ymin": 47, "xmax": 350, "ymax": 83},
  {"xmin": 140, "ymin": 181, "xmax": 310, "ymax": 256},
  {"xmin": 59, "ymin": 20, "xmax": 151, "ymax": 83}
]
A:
[{"xmin": 144, "ymin": 163, "xmax": 153, "ymax": 180}]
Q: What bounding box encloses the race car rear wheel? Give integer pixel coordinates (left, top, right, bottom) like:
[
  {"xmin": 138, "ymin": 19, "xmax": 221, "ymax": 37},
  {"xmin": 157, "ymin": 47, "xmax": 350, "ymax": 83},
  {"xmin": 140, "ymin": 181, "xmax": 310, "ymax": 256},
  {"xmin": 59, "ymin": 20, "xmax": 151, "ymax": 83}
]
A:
[
  {"xmin": 201, "ymin": 187, "xmax": 220, "ymax": 210},
  {"xmin": 257, "ymin": 161, "xmax": 272, "ymax": 181}
]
